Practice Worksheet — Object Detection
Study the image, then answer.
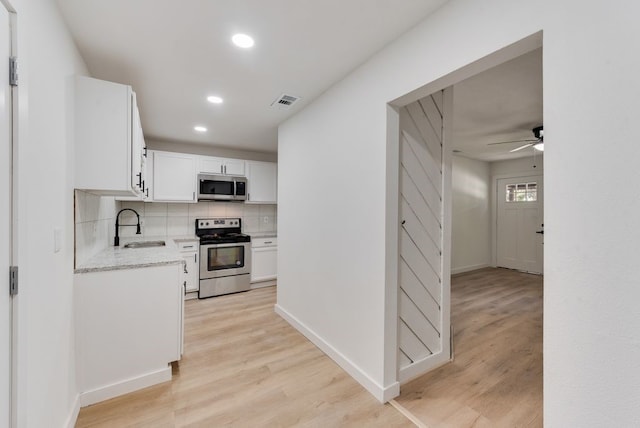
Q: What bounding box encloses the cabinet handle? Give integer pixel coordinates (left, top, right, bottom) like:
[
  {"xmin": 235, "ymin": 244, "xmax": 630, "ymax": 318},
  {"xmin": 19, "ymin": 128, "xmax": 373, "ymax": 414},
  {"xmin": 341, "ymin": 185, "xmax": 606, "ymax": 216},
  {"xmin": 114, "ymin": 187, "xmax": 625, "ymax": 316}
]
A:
[
  {"xmin": 183, "ymin": 245, "xmax": 194, "ymax": 249},
  {"xmin": 224, "ymin": 165, "xmax": 227, "ymax": 174},
  {"xmin": 143, "ymin": 147, "xmax": 147, "ymax": 158},
  {"xmin": 145, "ymin": 188, "xmax": 149, "ymax": 198},
  {"xmin": 193, "ymin": 191, "xmax": 195, "ymax": 200},
  {"xmin": 264, "ymin": 241, "xmax": 272, "ymax": 244},
  {"xmin": 247, "ymin": 192, "xmax": 250, "ymax": 201},
  {"xmin": 142, "ymin": 179, "xmax": 145, "ymax": 192},
  {"xmin": 136, "ymin": 172, "xmax": 142, "ymax": 188},
  {"xmin": 221, "ymin": 165, "xmax": 224, "ymax": 174},
  {"xmin": 194, "ymin": 253, "xmax": 197, "ymax": 263}
]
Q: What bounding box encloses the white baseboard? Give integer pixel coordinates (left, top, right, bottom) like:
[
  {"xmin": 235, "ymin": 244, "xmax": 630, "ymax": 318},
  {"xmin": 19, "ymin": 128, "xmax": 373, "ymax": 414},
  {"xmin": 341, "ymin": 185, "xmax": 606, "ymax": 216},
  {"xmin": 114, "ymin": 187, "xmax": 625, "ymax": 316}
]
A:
[
  {"xmin": 250, "ymin": 279, "xmax": 277, "ymax": 289},
  {"xmin": 398, "ymin": 352, "xmax": 452, "ymax": 384},
  {"xmin": 274, "ymin": 304, "xmax": 398, "ymax": 403},
  {"xmin": 79, "ymin": 365, "xmax": 172, "ymax": 407},
  {"xmin": 451, "ymin": 263, "xmax": 489, "ymax": 275},
  {"xmin": 64, "ymin": 394, "xmax": 80, "ymax": 428}
]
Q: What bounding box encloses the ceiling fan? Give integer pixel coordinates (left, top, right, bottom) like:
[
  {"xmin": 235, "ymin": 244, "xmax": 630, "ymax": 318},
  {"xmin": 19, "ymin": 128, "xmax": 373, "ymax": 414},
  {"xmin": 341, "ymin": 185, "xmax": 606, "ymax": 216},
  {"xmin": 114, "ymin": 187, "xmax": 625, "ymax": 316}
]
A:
[{"xmin": 488, "ymin": 125, "xmax": 544, "ymax": 152}]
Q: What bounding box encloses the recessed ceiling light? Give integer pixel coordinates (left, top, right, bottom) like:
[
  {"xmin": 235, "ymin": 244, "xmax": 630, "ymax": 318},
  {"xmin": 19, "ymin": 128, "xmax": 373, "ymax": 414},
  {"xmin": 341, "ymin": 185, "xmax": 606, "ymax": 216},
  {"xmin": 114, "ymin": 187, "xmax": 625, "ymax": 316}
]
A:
[
  {"xmin": 194, "ymin": 126, "xmax": 207, "ymax": 132},
  {"xmin": 207, "ymin": 95, "xmax": 223, "ymax": 104},
  {"xmin": 232, "ymin": 33, "xmax": 254, "ymax": 48}
]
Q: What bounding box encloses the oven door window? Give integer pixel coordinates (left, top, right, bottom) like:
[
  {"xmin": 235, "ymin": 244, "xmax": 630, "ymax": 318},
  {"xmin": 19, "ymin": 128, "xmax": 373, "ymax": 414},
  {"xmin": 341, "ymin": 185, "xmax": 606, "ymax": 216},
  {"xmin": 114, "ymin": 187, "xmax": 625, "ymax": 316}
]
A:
[
  {"xmin": 207, "ymin": 246, "xmax": 244, "ymax": 270},
  {"xmin": 200, "ymin": 179, "xmax": 234, "ymax": 196}
]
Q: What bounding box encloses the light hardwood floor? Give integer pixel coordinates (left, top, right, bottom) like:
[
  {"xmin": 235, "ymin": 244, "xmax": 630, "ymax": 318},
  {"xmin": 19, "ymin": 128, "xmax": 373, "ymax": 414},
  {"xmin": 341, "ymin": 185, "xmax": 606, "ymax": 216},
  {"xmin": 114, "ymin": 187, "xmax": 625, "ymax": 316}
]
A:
[
  {"xmin": 396, "ymin": 267, "xmax": 543, "ymax": 427},
  {"xmin": 76, "ymin": 268, "xmax": 542, "ymax": 427},
  {"xmin": 75, "ymin": 286, "xmax": 412, "ymax": 427}
]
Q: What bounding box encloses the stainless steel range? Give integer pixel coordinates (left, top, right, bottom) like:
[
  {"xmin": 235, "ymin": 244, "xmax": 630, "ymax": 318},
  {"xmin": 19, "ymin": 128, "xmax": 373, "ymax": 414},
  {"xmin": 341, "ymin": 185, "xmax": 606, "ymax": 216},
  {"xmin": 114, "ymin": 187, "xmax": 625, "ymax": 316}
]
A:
[{"xmin": 196, "ymin": 218, "xmax": 251, "ymax": 298}]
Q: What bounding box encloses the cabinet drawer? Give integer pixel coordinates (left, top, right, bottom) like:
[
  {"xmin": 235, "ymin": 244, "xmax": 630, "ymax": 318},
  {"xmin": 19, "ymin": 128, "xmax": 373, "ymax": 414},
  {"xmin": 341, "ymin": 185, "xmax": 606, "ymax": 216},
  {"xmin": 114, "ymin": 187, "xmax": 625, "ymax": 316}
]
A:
[
  {"xmin": 177, "ymin": 241, "xmax": 199, "ymax": 252},
  {"xmin": 252, "ymin": 237, "xmax": 277, "ymax": 248}
]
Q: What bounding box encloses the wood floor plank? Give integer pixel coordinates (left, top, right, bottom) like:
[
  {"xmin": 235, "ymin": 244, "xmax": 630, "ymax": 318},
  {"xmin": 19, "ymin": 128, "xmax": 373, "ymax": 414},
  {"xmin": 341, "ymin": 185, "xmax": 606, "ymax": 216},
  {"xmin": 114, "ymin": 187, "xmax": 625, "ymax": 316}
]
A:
[
  {"xmin": 75, "ymin": 286, "xmax": 413, "ymax": 428},
  {"xmin": 396, "ymin": 267, "xmax": 543, "ymax": 427}
]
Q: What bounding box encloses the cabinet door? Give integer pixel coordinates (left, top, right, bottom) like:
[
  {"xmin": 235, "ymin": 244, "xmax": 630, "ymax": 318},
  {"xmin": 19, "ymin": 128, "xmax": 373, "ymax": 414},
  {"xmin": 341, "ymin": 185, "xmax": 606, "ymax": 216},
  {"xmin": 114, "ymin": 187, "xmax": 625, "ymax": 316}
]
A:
[
  {"xmin": 153, "ymin": 152, "xmax": 197, "ymax": 202},
  {"xmin": 130, "ymin": 93, "xmax": 144, "ymax": 195},
  {"xmin": 251, "ymin": 246, "xmax": 277, "ymax": 282},
  {"xmin": 75, "ymin": 76, "xmax": 135, "ymax": 195},
  {"xmin": 223, "ymin": 159, "xmax": 245, "ymax": 176},
  {"xmin": 181, "ymin": 251, "xmax": 199, "ymax": 293},
  {"xmin": 199, "ymin": 157, "xmax": 224, "ymax": 175},
  {"xmin": 246, "ymin": 161, "xmax": 277, "ymax": 204}
]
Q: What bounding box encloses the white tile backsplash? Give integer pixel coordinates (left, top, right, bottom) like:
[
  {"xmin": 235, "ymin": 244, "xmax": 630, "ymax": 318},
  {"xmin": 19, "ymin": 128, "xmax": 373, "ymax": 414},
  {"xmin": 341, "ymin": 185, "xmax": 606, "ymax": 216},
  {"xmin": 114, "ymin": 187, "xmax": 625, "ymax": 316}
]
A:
[
  {"xmin": 144, "ymin": 202, "xmax": 168, "ymax": 217},
  {"xmin": 75, "ymin": 193, "xmax": 276, "ymax": 266},
  {"xmin": 167, "ymin": 216, "xmax": 190, "ymax": 236},
  {"xmin": 144, "ymin": 216, "xmax": 168, "ymax": 237},
  {"xmin": 75, "ymin": 190, "xmax": 118, "ymax": 266}
]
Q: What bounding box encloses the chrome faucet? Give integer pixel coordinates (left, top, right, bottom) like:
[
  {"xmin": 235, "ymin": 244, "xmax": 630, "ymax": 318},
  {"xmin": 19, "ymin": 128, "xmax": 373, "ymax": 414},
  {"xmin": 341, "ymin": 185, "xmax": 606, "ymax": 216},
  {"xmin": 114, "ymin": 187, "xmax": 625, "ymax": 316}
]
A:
[{"xmin": 114, "ymin": 208, "xmax": 141, "ymax": 246}]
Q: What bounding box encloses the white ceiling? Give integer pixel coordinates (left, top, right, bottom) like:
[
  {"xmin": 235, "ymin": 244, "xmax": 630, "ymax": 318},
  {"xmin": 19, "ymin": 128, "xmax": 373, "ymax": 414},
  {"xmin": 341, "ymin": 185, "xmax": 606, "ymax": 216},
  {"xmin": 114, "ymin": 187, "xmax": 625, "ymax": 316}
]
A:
[
  {"xmin": 56, "ymin": 0, "xmax": 450, "ymax": 153},
  {"xmin": 452, "ymin": 48, "xmax": 543, "ymax": 162}
]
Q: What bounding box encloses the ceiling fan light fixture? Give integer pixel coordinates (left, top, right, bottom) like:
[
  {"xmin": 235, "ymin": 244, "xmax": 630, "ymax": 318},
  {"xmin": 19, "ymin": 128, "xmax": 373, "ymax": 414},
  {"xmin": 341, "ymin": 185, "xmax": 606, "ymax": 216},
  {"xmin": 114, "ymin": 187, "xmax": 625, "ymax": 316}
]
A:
[{"xmin": 533, "ymin": 142, "xmax": 544, "ymax": 151}]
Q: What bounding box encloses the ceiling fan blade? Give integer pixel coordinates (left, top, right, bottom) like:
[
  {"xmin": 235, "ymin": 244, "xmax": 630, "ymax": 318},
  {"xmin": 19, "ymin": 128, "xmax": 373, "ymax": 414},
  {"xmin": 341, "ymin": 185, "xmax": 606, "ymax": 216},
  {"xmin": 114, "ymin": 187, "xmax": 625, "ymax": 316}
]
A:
[
  {"xmin": 488, "ymin": 138, "xmax": 538, "ymax": 146},
  {"xmin": 509, "ymin": 143, "xmax": 533, "ymax": 152}
]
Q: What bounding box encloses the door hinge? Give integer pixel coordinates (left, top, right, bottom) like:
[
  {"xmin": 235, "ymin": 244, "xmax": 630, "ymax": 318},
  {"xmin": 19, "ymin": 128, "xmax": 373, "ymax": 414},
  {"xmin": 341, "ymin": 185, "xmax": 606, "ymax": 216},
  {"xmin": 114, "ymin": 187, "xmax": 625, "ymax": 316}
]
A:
[
  {"xmin": 9, "ymin": 57, "xmax": 17, "ymax": 87},
  {"xmin": 9, "ymin": 266, "xmax": 18, "ymax": 296}
]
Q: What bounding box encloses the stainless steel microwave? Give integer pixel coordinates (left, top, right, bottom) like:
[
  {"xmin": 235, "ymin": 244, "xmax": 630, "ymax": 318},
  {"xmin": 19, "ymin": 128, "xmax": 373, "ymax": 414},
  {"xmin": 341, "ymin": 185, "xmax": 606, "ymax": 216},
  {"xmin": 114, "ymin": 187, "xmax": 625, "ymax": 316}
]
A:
[{"xmin": 197, "ymin": 174, "xmax": 247, "ymax": 201}]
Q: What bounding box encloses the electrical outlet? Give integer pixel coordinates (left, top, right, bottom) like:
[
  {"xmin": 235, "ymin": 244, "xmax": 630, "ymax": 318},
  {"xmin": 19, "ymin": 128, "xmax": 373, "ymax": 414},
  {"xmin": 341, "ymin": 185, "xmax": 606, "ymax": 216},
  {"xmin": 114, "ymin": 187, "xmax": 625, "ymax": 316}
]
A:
[{"xmin": 263, "ymin": 216, "xmax": 269, "ymax": 224}]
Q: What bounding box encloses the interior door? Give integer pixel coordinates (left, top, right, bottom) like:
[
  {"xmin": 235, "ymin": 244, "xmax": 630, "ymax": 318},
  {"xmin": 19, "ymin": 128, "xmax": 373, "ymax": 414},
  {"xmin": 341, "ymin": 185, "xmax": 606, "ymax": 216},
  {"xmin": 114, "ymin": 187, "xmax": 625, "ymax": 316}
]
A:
[
  {"xmin": 0, "ymin": 3, "xmax": 13, "ymax": 425},
  {"xmin": 497, "ymin": 175, "xmax": 544, "ymax": 274},
  {"xmin": 397, "ymin": 89, "xmax": 452, "ymax": 383}
]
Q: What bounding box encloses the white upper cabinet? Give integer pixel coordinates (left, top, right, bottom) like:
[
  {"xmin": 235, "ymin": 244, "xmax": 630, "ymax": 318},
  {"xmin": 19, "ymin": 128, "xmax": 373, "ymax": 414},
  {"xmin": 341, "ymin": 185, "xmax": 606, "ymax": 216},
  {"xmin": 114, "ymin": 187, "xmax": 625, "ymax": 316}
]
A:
[
  {"xmin": 74, "ymin": 76, "xmax": 146, "ymax": 196},
  {"xmin": 198, "ymin": 156, "xmax": 245, "ymax": 176},
  {"xmin": 152, "ymin": 151, "xmax": 197, "ymax": 202},
  {"xmin": 246, "ymin": 161, "xmax": 277, "ymax": 204}
]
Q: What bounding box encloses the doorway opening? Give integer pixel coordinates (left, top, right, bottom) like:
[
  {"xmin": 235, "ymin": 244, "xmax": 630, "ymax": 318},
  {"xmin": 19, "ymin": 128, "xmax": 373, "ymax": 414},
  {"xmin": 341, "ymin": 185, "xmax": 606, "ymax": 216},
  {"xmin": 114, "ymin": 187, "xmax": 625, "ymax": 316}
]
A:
[{"xmin": 388, "ymin": 34, "xmax": 544, "ymax": 425}]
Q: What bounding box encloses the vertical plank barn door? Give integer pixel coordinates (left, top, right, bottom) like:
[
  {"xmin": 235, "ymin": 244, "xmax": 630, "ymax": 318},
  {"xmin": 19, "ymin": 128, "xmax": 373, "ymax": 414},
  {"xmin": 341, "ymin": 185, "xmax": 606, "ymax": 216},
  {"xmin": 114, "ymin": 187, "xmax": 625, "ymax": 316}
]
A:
[
  {"xmin": 397, "ymin": 89, "xmax": 452, "ymax": 383},
  {"xmin": 0, "ymin": 3, "xmax": 13, "ymax": 425}
]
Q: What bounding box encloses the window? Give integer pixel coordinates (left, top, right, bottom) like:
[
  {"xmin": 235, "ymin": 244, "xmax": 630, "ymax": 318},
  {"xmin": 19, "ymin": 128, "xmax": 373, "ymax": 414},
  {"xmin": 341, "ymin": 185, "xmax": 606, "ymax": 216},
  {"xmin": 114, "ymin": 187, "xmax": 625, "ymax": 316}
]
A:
[{"xmin": 506, "ymin": 182, "xmax": 537, "ymax": 202}]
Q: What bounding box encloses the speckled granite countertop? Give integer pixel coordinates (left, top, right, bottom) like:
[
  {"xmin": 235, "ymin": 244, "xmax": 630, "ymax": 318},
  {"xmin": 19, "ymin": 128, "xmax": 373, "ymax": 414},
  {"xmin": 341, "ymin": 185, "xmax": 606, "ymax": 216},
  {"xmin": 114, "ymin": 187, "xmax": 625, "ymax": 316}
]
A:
[
  {"xmin": 75, "ymin": 235, "xmax": 198, "ymax": 274},
  {"xmin": 247, "ymin": 232, "xmax": 277, "ymax": 239}
]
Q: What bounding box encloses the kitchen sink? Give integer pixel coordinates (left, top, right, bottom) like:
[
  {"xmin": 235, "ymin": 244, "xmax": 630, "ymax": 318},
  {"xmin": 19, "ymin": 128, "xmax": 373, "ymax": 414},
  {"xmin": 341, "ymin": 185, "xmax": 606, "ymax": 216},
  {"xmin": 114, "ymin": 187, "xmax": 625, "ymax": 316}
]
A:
[{"xmin": 123, "ymin": 240, "xmax": 166, "ymax": 249}]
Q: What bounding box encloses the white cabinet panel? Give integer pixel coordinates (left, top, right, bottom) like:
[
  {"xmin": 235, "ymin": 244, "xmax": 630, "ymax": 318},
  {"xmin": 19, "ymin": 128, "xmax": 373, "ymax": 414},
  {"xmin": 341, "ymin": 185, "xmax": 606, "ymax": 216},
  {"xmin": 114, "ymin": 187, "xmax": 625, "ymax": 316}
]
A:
[
  {"xmin": 246, "ymin": 161, "xmax": 277, "ymax": 204},
  {"xmin": 251, "ymin": 237, "xmax": 277, "ymax": 284},
  {"xmin": 75, "ymin": 76, "xmax": 146, "ymax": 196},
  {"xmin": 152, "ymin": 151, "xmax": 197, "ymax": 202},
  {"xmin": 178, "ymin": 241, "xmax": 199, "ymax": 293},
  {"xmin": 198, "ymin": 156, "xmax": 245, "ymax": 176},
  {"xmin": 75, "ymin": 264, "xmax": 182, "ymax": 403},
  {"xmin": 223, "ymin": 158, "xmax": 245, "ymax": 176}
]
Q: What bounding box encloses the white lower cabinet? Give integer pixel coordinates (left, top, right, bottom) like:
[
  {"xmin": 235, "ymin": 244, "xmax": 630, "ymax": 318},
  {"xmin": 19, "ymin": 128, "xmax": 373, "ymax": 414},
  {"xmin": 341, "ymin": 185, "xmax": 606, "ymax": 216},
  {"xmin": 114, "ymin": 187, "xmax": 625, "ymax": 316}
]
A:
[
  {"xmin": 75, "ymin": 263, "xmax": 183, "ymax": 406},
  {"xmin": 178, "ymin": 240, "xmax": 199, "ymax": 298},
  {"xmin": 251, "ymin": 237, "xmax": 277, "ymax": 287}
]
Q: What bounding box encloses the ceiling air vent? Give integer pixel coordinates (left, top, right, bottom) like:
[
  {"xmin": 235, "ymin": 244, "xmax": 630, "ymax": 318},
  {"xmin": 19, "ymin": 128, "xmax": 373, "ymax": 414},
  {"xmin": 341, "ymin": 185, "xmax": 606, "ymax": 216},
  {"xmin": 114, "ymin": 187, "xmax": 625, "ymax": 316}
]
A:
[{"xmin": 271, "ymin": 93, "xmax": 301, "ymax": 110}]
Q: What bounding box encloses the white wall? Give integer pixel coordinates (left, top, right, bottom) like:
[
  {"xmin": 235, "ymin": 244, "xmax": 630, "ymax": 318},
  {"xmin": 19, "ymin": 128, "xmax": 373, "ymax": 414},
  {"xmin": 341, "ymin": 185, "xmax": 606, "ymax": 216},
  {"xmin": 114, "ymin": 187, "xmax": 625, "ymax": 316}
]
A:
[
  {"xmin": 279, "ymin": 0, "xmax": 640, "ymax": 424},
  {"xmin": 147, "ymin": 138, "xmax": 277, "ymax": 162},
  {"xmin": 491, "ymin": 155, "xmax": 543, "ymax": 177},
  {"xmin": 452, "ymin": 156, "xmax": 491, "ymax": 274},
  {"xmin": 14, "ymin": 0, "xmax": 89, "ymax": 426}
]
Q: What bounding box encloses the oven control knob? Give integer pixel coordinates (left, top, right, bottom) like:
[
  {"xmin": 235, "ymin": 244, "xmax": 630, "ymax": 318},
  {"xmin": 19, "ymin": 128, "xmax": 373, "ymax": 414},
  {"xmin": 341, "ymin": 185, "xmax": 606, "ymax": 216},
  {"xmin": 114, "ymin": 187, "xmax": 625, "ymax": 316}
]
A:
[{"xmin": 206, "ymin": 222, "xmax": 209, "ymax": 226}]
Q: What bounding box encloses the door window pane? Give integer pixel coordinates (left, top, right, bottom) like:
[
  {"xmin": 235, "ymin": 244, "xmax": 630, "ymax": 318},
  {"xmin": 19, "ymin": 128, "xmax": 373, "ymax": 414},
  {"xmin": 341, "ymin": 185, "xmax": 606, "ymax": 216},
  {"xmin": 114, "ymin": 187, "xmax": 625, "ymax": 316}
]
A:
[{"xmin": 506, "ymin": 182, "xmax": 537, "ymax": 202}]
